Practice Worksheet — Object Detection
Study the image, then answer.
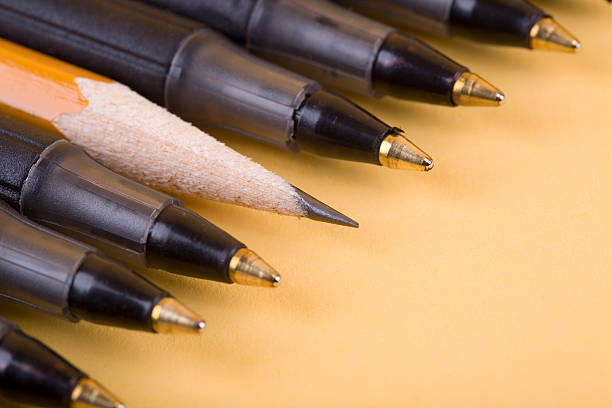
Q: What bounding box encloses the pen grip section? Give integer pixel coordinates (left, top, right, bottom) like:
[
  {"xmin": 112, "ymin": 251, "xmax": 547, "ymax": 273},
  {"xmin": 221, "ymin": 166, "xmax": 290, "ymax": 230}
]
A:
[
  {"xmin": 21, "ymin": 140, "xmax": 178, "ymax": 268},
  {"xmin": 0, "ymin": 201, "xmax": 91, "ymax": 321},
  {"xmin": 245, "ymin": 0, "xmax": 393, "ymax": 97},
  {"xmin": 0, "ymin": 328, "xmax": 83, "ymax": 408},
  {"xmin": 166, "ymin": 29, "xmax": 320, "ymax": 150},
  {"xmin": 449, "ymin": 0, "xmax": 546, "ymax": 46}
]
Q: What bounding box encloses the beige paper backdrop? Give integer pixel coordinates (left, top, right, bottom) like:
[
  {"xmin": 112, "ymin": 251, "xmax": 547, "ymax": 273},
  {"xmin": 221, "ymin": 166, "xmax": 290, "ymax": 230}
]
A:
[{"xmin": 3, "ymin": 1, "xmax": 611, "ymax": 406}]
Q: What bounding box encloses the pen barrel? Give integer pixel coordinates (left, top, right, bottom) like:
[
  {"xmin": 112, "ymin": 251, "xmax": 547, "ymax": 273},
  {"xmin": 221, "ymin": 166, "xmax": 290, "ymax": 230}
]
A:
[
  {"xmin": 244, "ymin": 0, "xmax": 393, "ymax": 97},
  {"xmin": 0, "ymin": 0, "xmax": 200, "ymax": 106},
  {"xmin": 332, "ymin": 0, "xmax": 452, "ymax": 35},
  {"xmin": 0, "ymin": 201, "xmax": 93, "ymax": 321},
  {"xmin": 21, "ymin": 140, "xmax": 179, "ymax": 267},
  {"xmin": 166, "ymin": 29, "xmax": 321, "ymax": 149}
]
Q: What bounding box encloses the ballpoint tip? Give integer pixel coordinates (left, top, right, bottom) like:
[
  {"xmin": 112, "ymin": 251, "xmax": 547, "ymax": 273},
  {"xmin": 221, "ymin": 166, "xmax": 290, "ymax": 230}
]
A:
[
  {"xmin": 292, "ymin": 187, "xmax": 359, "ymax": 228},
  {"xmin": 379, "ymin": 131, "xmax": 434, "ymax": 172},
  {"xmin": 151, "ymin": 298, "xmax": 205, "ymax": 335},
  {"xmin": 70, "ymin": 378, "xmax": 124, "ymax": 408},
  {"xmin": 228, "ymin": 248, "xmax": 282, "ymax": 288},
  {"xmin": 452, "ymin": 72, "xmax": 505, "ymax": 107},
  {"xmin": 530, "ymin": 17, "xmax": 581, "ymax": 53}
]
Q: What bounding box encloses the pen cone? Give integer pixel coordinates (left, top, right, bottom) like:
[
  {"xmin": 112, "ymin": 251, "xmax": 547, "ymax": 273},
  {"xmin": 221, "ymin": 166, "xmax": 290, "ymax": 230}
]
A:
[
  {"xmin": 151, "ymin": 298, "xmax": 205, "ymax": 334},
  {"xmin": 379, "ymin": 131, "xmax": 433, "ymax": 171},
  {"xmin": 530, "ymin": 18, "xmax": 581, "ymax": 53},
  {"xmin": 452, "ymin": 72, "xmax": 505, "ymax": 107},
  {"xmin": 229, "ymin": 248, "xmax": 281, "ymax": 288},
  {"xmin": 70, "ymin": 378, "xmax": 125, "ymax": 408}
]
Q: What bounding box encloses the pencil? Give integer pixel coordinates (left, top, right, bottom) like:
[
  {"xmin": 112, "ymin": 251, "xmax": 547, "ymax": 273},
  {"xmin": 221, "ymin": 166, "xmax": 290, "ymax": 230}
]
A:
[
  {"xmin": 333, "ymin": 0, "xmax": 581, "ymax": 52},
  {"xmin": 0, "ymin": 38, "xmax": 357, "ymax": 227}
]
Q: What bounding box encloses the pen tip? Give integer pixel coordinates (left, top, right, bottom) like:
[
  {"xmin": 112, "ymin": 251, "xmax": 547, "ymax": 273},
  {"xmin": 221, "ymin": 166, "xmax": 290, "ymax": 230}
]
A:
[
  {"xmin": 530, "ymin": 17, "xmax": 581, "ymax": 53},
  {"xmin": 292, "ymin": 187, "xmax": 359, "ymax": 228},
  {"xmin": 379, "ymin": 130, "xmax": 434, "ymax": 171},
  {"xmin": 151, "ymin": 298, "xmax": 206, "ymax": 334},
  {"xmin": 228, "ymin": 248, "xmax": 282, "ymax": 288},
  {"xmin": 70, "ymin": 378, "xmax": 125, "ymax": 408},
  {"xmin": 452, "ymin": 72, "xmax": 506, "ymax": 107}
]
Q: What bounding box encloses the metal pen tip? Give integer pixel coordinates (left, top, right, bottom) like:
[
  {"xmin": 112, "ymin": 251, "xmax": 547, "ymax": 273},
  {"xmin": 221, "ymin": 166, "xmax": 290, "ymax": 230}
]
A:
[
  {"xmin": 292, "ymin": 186, "xmax": 359, "ymax": 228},
  {"xmin": 151, "ymin": 297, "xmax": 205, "ymax": 334},
  {"xmin": 70, "ymin": 378, "xmax": 125, "ymax": 408},
  {"xmin": 530, "ymin": 17, "xmax": 581, "ymax": 53},
  {"xmin": 379, "ymin": 130, "xmax": 434, "ymax": 171},
  {"xmin": 452, "ymin": 72, "xmax": 505, "ymax": 107},
  {"xmin": 228, "ymin": 248, "xmax": 282, "ymax": 288}
]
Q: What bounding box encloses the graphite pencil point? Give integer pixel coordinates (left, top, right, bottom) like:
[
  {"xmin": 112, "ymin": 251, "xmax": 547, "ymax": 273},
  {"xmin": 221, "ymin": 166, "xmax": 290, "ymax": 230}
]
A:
[
  {"xmin": 452, "ymin": 72, "xmax": 505, "ymax": 107},
  {"xmin": 70, "ymin": 378, "xmax": 125, "ymax": 408},
  {"xmin": 151, "ymin": 298, "xmax": 206, "ymax": 335},
  {"xmin": 292, "ymin": 187, "xmax": 359, "ymax": 228},
  {"xmin": 530, "ymin": 18, "xmax": 581, "ymax": 53},
  {"xmin": 229, "ymin": 248, "xmax": 282, "ymax": 288},
  {"xmin": 379, "ymin": 131, "xmax": 434, "ymax": 171}
]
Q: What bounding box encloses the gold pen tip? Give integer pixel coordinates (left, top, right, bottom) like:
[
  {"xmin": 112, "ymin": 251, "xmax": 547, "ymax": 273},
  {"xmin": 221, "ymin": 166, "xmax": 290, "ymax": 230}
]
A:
[
  {"xmin": 452, "ymin": 72, "xmax": 505, "ymax": 107},
  {"xmin": 70, "ymin": 378, "xmax": 125, "ymax": 408},
  {"xmin": 530, "ymin": 17, "xmax": 581, "ymax": 53},
  {"xmin": 379, "ymin": 131, "xmax": 434, "ymax": 171},
  {"xmin": 151, "ymin": 297, "xmax": 206, "ymax": 334},
  {"xmin": 229, "ymin": 248, "xmax": 282, "ymax": 288}
]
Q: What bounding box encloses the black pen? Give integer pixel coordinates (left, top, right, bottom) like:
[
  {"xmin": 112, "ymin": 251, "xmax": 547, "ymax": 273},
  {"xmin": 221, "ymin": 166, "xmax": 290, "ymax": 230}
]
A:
[
  {"xmin": 0, "ymin": 317, "xmax": 124, "ymax": 408},
  {"xmin": 0, "ymin": 114, "xmax": 281, "ymax": 286},
  {"xmin": 0, "ymin": 199, "xmax": 204, "ymax": 334},
  {"xmin": 138, "ymin": 0, "xmax": 504, "ymax": 106},
  {"xmin": 0, "ymin": 0, "xmax": 434, "ymax": 170},
  {"xmin": 333, "ymin": 0, "xmax": 580, "ymax": 52}
]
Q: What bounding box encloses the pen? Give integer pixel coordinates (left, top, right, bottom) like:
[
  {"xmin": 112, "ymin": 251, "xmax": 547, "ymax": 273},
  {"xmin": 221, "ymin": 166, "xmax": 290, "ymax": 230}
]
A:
[
  {"xmin": 0, "ymin": 199, "xmax": 205, "ymax": 334},
  {"xmin": 0, "ymin": 114, "xmax": 281, "ymax": 287},
  {"xmin": 0, "ymin": 317, "xmax": 124, "ymax": 408},
  {"xmin": 137, "ymin": 0, "xmax": 504, "ymax": 105},
  {"xmin": 333, "ymin": 0, "xmax": 581, "ymax": 52},
  {"xmin": 0, "ymin": 0, "xmax": 433, "ymax": 171},
  {"xmin": 0, "ymin": 38, "xmax": 356, "ymax": 226}
]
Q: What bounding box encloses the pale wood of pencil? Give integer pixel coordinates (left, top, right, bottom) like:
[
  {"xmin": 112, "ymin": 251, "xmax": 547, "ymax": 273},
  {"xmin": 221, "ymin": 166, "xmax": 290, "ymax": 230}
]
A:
[{"xmin": 54, "ymin": 78, "xmax": 306, "ymax": 216}]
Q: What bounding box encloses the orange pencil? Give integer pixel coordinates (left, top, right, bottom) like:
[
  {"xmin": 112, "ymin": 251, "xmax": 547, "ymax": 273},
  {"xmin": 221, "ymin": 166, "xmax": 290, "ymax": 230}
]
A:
[{"xmin": 0, "ymin": 39, "xmax": 356, "ymax": 227}]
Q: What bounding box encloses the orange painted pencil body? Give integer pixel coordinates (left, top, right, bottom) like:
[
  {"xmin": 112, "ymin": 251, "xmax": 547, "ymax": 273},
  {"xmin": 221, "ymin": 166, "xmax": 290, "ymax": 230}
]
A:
[{"xmin": 0, "ymin": 38, "xmax": 110, "ymax": 134}]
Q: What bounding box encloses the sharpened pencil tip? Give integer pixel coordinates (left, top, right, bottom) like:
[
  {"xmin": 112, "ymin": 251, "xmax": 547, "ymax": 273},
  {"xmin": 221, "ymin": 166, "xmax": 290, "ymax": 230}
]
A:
[
  {"xmin": 292, "ymin": 187, "xmax": 359, "ymax": 228},
  {"xmin": 70, "ymin": 378, "xmax": 125, "ymax": 408},
  {"xmin": 379, "ymin": 130, "xmax": 434, "ymax": 171},
  {"xmin": 530, "ymin": 17, "xmax": 581, "ymax": 53},
  {"xmin": 452, "ymin": 72, "xmax": 505, "ymax": 107},
  {"xmin": 229, "ymin": 248, "xmax": 282, "ymax": 288},
  {"xmin": 151, "ymin": 298, "xmax": 205, "ymax": 334}
]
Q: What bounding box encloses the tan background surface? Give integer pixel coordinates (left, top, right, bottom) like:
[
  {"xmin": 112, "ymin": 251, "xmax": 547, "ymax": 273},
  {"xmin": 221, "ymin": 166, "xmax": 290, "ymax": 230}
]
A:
[{"xmin": 3, "ymin": 1, "xmax": 611, "ymax": 406}]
